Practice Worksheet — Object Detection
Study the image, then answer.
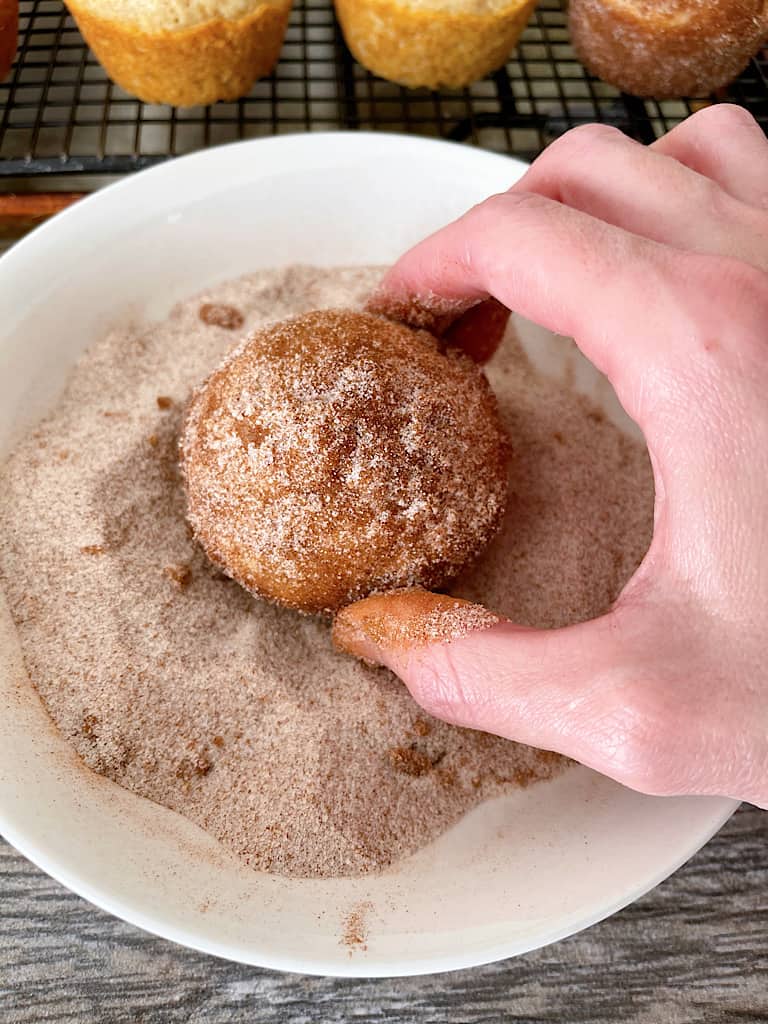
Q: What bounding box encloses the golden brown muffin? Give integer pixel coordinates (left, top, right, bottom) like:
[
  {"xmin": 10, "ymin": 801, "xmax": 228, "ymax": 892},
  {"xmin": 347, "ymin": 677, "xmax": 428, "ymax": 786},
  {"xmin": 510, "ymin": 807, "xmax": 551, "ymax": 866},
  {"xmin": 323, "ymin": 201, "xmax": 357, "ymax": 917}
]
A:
[
  {"xmin": 334, "ymin": 0, "xmax": 537, "ymax": 90},
  {"xmin": 569, "ymin": 0, "xmax": 768, "ymax": 98},
  {"xmin": 181, "ymin": 310, "xmax": 511, "ymax": 614},
  {"xmin": 64, "ymin": 0, "xmax": 293, "ymax": 106}
]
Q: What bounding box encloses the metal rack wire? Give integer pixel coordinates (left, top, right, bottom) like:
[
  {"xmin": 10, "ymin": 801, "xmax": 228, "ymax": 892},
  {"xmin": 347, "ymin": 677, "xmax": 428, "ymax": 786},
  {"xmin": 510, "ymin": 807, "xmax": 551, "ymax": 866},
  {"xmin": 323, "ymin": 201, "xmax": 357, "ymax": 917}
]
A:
[{"xmin": 1, "ymin": 0, "xmax": 767, "ymax": 176}]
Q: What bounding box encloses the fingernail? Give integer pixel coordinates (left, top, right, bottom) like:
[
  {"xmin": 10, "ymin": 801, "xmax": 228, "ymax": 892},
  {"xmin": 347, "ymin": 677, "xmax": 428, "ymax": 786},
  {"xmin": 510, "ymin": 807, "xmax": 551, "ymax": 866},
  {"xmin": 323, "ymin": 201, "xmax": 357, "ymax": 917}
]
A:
[
  {"xmin": 442, "ymin": 298, "xmax": 511, "ymax": 364},
  {"xmin": 332, "ymin": 587, "xmax": 502, "ymax": 666},
  {"xmin": 365, "ymin": 287, "xmax": 476, "ymax": 336}
]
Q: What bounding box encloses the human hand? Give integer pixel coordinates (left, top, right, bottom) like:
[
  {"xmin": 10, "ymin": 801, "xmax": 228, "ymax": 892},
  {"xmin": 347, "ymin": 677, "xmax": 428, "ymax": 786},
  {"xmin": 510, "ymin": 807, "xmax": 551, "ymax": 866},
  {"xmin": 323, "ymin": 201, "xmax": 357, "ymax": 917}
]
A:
[{"xmin": 334, "ymin": 105, "xmax": 768, "ymax": 808}]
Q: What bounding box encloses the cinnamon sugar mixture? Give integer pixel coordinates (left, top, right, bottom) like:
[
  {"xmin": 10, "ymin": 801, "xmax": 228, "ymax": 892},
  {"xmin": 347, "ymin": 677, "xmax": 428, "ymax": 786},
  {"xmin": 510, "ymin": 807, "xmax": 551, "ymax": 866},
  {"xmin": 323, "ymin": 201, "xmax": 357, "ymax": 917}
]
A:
[{"xmin": 0, "ymin": 266, "xmax": 654, "ymax": 878}]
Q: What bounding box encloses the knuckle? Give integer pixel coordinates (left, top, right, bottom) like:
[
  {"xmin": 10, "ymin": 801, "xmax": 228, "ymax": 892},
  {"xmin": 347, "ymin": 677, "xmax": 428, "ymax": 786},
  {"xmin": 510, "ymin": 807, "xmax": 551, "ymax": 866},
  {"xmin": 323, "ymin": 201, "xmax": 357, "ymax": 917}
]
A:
[
  {"xmin": 691, "ymin": 102, "xmax": 760, "ymax": 133},
  {"xmin": 476, "ymin": 190, "xmax": 512, "ymax": 218},
  {"xmin": 488, "ymin": 189, "xmax": 545, "ymax": 214},
  {"xmin": 555, "ymin": 122, "xmax": 625, "ymax": 154},
  {"xmin": 694, "ymin": 172, "xmax": 731, "ymax": 215},
  {"xmin": 527, "ymin": 124, "xmax": 630, "ymax": 204},
  {"xmin": 594, "ymin": 685, "xmax": 680, "ymax": 794},
  {"xmin": 472, "ymin": 190, "xmax": 552, "ymax": 232},
  {"xmin": 532, "ymin": 124, "xmax": 625, "ymax": 181},
  {"xmin": 728, "ymin": 256, "xmax": 768, "ymax": 300},
  {"xmin": 499, "ymin": 189, "xmax": 548, "ymax": 213},
  {"xmin": 406, "ymin": 646, "xmax": 477, "ymax": 726},
  {"xmin": 703, "ymin": 254, "xmax": 768, "ymax": 323},
  {"xmin": 675, "ymin": 252, "xmax": 768, "ymax": 336}
]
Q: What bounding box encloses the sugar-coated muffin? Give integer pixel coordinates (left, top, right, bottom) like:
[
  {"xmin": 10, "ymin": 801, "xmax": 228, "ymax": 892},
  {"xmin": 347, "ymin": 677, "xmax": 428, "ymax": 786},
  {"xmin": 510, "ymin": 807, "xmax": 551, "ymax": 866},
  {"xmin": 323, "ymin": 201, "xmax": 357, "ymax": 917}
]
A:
[
  {"xmin": 64, "ymin": 0, "xmax": 293, "ymax": 106},
  {"xmin": 569, "ymin": 0, "xmax": 768, "ymax": 98},
  {"xmin": 334, "ymin": 0, "xmax": 537, "ymax": 90},
  {"xmin": 181, "ymin": 310, "xmax": 511, "ymax": 614}
]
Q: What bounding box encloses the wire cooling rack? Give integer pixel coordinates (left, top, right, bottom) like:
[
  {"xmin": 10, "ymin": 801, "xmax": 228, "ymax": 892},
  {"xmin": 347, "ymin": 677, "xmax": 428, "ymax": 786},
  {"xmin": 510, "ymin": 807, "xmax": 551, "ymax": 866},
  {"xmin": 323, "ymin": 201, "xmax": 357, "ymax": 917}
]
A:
[{"xmin": 1, "ymin": 0, "xmax": 767, "ymax": 176}]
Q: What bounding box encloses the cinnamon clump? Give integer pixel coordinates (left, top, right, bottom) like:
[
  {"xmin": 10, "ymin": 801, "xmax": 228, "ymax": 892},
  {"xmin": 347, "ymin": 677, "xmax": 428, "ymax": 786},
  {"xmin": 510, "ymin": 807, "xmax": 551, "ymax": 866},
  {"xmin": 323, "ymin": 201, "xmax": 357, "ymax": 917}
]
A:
[
  {"xmin": 80, "ymin": 544, "xmax": 105, "ymax": 556},
  {"xmin": 341, "ymin": 901, "xmax": 373, "ymax": 949},
  {"xmin": 163, "ymin": 563, "xmax": 192, "ymax": 588},
  {"xmin": 388, "ymin": 745, "xmax": 434, "ymax": 777},
  {"xmin": 199, "ymin": 302, "xmax": 244, "ymax": 330}
]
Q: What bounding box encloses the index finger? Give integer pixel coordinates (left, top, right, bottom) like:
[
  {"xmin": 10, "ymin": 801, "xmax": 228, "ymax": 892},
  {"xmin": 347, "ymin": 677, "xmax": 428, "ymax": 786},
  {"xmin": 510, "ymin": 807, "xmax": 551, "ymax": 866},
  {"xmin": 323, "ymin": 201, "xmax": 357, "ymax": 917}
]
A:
[{"xmin": 369, "ymin": 190, "xmax": 728, "ymax": 424}]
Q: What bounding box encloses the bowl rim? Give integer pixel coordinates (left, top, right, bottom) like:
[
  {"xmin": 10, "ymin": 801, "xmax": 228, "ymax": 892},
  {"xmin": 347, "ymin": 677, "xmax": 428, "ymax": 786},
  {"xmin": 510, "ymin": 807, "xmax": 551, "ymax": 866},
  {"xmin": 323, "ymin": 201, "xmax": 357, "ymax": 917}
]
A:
[{"xmin": 0, "ymin": 796, "xmax": 737, "ymax": 977}]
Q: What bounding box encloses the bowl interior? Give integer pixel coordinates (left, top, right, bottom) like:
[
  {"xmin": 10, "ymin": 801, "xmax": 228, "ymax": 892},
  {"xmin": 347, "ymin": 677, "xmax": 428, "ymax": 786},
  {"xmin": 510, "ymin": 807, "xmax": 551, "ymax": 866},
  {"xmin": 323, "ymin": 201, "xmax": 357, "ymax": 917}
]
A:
[{"xmin": 0, "ymin": 134, "xmax": 736, "ymax": 976}]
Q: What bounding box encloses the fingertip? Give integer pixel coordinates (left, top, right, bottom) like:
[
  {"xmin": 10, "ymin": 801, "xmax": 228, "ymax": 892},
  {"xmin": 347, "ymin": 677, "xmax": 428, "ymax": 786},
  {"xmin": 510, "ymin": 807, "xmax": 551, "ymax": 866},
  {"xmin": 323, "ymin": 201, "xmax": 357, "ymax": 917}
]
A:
[
  {"xmin": 366, "ymin": 280, "xmax": 509, "ymax": 365},
  {"xmin": 332, "ymin": 587, "xmax": 502, "ymax": 668},
  {"xmin": 331, "ymin": 603, "xmax": 383, "ymax": 666},
  {"xmin": 442, "ymin": 297, "xmax": 511, "ymax": 364},
  {"xmin": 365, "ymin": 281, "xmax": 474, "ymax": 335}
]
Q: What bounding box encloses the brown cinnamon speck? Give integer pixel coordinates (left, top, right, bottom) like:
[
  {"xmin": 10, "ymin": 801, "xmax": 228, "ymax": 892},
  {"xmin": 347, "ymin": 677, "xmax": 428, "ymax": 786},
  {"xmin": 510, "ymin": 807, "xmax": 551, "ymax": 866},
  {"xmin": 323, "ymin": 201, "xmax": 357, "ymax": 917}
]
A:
[
  {"xmin": 388, "ymin": 745, "xmax": 433, "ymax": 777},
  {"xmin": 176, "ymin": 752, "xmax": 213, "ymax": 782},
  {"xmin": 163, "ymin": 563, "xmax": 192, "ymax": 588},
  {"xmin": 82, "ymin": 713, "xmax": 100, "ymax": 739},
  {"xmin": 199, "ymin": 303, "xmax": 244, "ymax": 331},
  {"xmin": 342, "ymin": 901, "xmax": 373, "ymax": 950}
]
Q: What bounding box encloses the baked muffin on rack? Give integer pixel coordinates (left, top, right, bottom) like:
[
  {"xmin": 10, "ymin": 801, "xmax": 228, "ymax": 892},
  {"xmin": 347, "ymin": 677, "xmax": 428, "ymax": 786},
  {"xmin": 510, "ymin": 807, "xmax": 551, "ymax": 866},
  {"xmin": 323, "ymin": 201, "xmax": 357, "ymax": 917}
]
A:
[
  {"xmin": 334, "ymin": 0, "xmax": 537, "ymax": 90},
  {"xmin": 64, "ymin": 0, "xmax": 294, "ymax": 107},
  {"xmin": 569, "ymin": 0, "xmax": 768, "ymax": 98}
]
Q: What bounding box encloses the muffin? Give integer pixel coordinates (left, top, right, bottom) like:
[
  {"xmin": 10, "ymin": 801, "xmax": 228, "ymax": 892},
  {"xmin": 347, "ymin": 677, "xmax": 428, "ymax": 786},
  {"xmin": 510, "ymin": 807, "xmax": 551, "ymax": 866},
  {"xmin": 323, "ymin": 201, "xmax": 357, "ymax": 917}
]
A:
[
  {"xmin": 181, "ymin": 310, "xmax": 510, "ymax": 614},
  {"xmin": 334, "ymin": 0, "xmax": 537, "ymax": 90},
  {"xmin": 64, "ymin": 0, "xmax": 294, "ymax": 106},
  {"xmin": 569, "ymin": 0, "xmax": 768, "ymax": 98}
]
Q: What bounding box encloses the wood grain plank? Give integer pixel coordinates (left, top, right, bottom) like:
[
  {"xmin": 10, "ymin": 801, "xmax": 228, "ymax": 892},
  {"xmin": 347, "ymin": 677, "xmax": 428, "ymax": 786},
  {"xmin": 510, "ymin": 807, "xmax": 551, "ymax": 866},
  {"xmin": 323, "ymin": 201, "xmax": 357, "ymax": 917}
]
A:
[
  {"xmin": 0, "ymin": 194, "xmax": 84, "ymax": 239},
  {"xmin": 1, "ymin": 806, "xmax": 766, "ymax": 1023}
]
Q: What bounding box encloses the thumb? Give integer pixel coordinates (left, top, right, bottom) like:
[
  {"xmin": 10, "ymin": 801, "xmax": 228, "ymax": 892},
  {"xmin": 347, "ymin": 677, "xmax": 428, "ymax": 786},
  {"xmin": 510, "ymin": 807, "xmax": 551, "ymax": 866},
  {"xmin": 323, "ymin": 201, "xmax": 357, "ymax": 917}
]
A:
[{"xmin": 333, "ymin": 588, "xmax": 659, "ymax": 792}]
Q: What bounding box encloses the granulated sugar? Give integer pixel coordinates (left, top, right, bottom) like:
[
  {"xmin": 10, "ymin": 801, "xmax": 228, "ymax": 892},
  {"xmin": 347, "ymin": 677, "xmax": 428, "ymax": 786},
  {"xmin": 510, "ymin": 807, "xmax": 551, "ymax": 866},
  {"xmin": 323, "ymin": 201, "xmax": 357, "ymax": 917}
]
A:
[{"xmin": 0, "ymin": 265, "xmax": 654, "ymax": 878}]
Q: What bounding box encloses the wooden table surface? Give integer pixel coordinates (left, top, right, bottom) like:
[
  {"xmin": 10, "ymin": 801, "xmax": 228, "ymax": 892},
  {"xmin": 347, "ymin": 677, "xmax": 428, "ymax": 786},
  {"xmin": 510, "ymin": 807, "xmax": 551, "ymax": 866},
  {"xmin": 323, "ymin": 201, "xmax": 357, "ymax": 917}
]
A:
[{"xmin": 1, "ymin": 805, "xmax": 765, "ymax": 1023}]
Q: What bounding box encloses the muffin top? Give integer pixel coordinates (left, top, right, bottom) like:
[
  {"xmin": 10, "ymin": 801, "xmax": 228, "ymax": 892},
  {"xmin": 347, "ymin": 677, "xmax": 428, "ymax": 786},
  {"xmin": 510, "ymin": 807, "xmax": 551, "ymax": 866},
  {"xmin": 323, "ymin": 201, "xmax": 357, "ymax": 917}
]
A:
[{"xmin": 181, "ymin": 309, "xmax": 510, "ymax": 613}]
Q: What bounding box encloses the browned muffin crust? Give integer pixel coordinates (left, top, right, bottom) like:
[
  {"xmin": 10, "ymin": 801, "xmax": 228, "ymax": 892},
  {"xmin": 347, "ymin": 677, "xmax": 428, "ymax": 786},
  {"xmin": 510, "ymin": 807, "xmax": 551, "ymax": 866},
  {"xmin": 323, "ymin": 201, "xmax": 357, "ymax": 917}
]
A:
[
  {"xmin": 64, "ymin": 0, "xmax": 292, "ymax": 106},
  {"xmin": 569, "ymin": 0, "xmax": 768, "ymax": 98},
  {"xmin": 181, "ymin": 310, "xmax": 511, "ymax": 614},
  {"xmin": 334, "ymin": 0, "xmax": 537, "ymax": 89}
]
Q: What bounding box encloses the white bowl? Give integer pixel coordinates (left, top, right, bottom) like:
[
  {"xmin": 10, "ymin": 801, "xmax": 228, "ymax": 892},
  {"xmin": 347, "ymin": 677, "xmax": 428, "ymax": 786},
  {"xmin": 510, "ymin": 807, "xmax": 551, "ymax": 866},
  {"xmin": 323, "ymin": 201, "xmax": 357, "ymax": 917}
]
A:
[{"xmin": 0, "ymin": 133, "xmax": 736, "ymax": 977}]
